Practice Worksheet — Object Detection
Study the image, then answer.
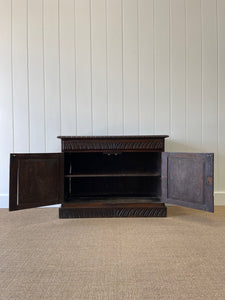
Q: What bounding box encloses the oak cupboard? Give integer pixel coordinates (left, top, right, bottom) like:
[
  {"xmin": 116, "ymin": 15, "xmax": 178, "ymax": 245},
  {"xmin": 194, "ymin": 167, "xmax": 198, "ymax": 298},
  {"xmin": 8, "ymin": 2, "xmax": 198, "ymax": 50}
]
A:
[{"xmin": 9, "ymin": 136, "xmax": 214, "ymax": 218}]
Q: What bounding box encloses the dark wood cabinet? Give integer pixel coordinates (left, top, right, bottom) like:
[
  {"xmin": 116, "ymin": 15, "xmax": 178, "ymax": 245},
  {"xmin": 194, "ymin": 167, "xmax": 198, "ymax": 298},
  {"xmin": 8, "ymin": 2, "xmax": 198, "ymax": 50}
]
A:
[{"xmin": 9, "ymin": 135, "xmax": 214, "ymax": 218}]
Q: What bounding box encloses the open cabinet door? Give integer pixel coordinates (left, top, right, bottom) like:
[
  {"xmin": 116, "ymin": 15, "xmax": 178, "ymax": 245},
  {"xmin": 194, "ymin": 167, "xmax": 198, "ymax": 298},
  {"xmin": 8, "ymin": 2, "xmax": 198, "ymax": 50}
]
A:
[
  {"xmin": 162, "ymin": 152, "xmax": 214, "ymax": 212},
  {"xmin": 9, "ymin": 153, "xmax": 64, "ymax": 211}
]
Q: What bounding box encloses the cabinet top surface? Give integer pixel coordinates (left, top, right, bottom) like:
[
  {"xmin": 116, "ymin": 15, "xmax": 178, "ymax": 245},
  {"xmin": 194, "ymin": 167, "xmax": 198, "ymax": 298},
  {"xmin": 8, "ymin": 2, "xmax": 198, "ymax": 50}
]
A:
[{"xmin": 57, "ymin": 135, "xmax": 169, "ymax": 140}]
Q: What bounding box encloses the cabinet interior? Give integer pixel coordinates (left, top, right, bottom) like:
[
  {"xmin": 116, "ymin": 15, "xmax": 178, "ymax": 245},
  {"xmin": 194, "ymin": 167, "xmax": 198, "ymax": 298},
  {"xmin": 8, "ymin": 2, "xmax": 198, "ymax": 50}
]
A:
[{"xmin": 64, "ymin": 152, "xmax": 161, "ymax": 203}]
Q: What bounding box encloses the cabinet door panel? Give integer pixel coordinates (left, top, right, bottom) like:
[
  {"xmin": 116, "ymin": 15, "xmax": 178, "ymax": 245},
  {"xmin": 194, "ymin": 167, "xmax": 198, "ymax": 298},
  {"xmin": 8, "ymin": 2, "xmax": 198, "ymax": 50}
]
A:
[
  {"xmin": 162, "ymin": 152, "xmax": 214, "ymax": 212},
  {"xmin": 9, "ymin": 153, "xmax": 64, "ymax": 211}
]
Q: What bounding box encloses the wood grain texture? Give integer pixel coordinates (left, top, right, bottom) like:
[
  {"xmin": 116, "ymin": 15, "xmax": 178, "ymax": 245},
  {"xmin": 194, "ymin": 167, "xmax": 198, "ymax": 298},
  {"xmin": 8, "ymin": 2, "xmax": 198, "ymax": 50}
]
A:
[
  {"xmin": 8, "ymin": 135, "xmax": 214, "ymax": 215},
  {"xmin": 9, "ymin": 153, "xmax": 64, "ymax": 211},
  {"xmin": 162, "ymin": 152, "xmax": 214, "ymax": 212}
]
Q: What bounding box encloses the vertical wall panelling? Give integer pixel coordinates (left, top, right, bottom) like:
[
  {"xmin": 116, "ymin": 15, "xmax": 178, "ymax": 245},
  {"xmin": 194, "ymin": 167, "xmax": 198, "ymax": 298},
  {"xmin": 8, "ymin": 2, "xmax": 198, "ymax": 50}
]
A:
[
  {"xmin": 154, "ymin": 0, "xmax": 170, "ymax": 136},
  {"xmin": 186, "ymin": 0, "xmax": 202, "ymax": 152},
  {"xmin": 123, "ymin": 0, "xmax": 139, "ymax": 135},
  {"xmin": 0, "ymin": 0, "xmax": 225, "ymax": 207},
  {"xmin": 12, "ymin": 0, "xmax": 29, "ymax": 152},
  {"xmin": 59, "ymin": 0, "xmax": 76, "ymax": 136},
  {"xmin": 217, "ymin": 0, "xmax": 225, "ymax": 193},
  {"xmin": 107, "ymin": 0, "xmax": 123, "ymax": 135},
  {"xmin": 75, "ymin": 0, "xmax": 92, "ymax": 135},
  {"xmin": 44, "ymin": 0, "xmax": 61, "ymax": 151},
  {"xmin": 170, "ymin": 0, "xmax": 186, "ymax": 151},
  {"xmin": 202, "ymin": 0, "xmax": 218, "ymax": 189},
  {"xmin": 27, "ymin": 0, "xmax": 45, "ymax": 152},
  {"xmin": 91, "ymin": 0, "xmax": 107, "ymax": 135},
  {"xmin": 138, "ymin": 0, "xmax": 155, "ymax": 134},
  {"xmin": 0, "ymin": 0, "xmax": 13, "ymax": 203}
]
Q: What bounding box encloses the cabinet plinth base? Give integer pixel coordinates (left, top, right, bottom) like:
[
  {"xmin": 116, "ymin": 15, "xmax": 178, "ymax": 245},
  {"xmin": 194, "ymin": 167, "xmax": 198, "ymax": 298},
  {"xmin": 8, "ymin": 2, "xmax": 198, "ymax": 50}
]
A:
[{"xmin": 59, "ymin": 203, "xmax": 167, "ymax": 218}]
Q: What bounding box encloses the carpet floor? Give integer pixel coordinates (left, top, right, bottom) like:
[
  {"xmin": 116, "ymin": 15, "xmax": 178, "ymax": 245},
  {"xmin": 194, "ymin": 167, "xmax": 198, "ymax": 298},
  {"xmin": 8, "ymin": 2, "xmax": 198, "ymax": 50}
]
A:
[{"xmin": 0, "ymin": 206, "xmax": 225, "ymax": 300}]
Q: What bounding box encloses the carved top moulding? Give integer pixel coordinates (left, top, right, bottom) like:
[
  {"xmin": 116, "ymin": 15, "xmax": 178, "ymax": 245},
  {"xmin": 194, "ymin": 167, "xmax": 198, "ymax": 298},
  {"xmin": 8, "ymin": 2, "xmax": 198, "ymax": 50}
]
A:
[{"xmin": 57, "ymin": 135, "xmax": 169, "ymax": 153}]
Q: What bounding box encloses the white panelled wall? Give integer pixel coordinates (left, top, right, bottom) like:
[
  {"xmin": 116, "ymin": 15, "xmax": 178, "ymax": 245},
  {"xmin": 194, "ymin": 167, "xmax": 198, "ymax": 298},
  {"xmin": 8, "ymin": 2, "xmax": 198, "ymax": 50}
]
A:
[{"xmin": 0, "ymin": 0, "xmax": 225, "ymax": 207}]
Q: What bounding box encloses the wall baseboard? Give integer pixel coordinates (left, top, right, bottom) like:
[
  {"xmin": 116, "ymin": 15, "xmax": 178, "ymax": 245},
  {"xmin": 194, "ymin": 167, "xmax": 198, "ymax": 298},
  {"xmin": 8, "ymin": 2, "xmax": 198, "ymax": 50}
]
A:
[
  {"xmin": 214, "ymin": 192, "xmax": 225, "ymax": 206},
  {"xmin": 0, "ymin": 195, "xmax": 9, "ymax": 208},
  {"xmin": 1, "ymin": 193, "xmax": 225, "ymax": 209}
]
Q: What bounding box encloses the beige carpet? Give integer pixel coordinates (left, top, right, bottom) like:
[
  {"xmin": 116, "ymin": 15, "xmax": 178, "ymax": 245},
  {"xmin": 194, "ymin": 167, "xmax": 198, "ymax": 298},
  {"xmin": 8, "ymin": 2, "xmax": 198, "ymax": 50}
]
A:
[{"xmin": 0, "ymin": 207, "xmax": 225, "ymax": 300}]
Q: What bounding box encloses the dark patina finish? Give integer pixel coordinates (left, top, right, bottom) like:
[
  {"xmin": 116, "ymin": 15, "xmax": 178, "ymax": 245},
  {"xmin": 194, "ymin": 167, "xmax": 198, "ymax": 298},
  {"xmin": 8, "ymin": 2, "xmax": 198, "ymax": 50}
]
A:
[
  {"xmin": 58, "ymin": 135, "xmax": 167, "ymax": 218},
  {"xmin": 9, "ymin": 135, "xmax": 214, "ymax": 217},
  {"xmin": 58, "ymin": 135, "xmax": 168, "ymax": 153},
  {"xmin": 162, "ymin": 152, "xmax": 214, "ymax": 212},
  {"xmin": 9, "ymin": 153, "xmax": 64, "ymax": 211}
]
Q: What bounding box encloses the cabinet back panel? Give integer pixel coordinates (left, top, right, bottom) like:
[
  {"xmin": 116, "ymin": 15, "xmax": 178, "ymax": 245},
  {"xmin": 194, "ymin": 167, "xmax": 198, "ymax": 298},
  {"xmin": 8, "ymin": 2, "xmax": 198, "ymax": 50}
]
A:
[{"xmin": 64, "ymin": 152, "xmax": 161, "ymax": 175}]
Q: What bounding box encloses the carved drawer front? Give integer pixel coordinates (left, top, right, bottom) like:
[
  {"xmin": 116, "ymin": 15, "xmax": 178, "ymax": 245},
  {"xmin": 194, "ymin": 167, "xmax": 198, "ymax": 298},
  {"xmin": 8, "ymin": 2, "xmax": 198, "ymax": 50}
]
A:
[{"xmin": 62, "ymin": 138, "xmax": 164, "ymax": 152}]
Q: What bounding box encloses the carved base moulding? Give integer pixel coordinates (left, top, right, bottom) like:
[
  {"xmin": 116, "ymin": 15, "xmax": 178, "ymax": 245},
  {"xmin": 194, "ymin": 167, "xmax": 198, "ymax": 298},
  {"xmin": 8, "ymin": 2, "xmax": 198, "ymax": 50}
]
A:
[{"xmin": 59, "ymin": 204, "xmax": 167, "ymax": 218}]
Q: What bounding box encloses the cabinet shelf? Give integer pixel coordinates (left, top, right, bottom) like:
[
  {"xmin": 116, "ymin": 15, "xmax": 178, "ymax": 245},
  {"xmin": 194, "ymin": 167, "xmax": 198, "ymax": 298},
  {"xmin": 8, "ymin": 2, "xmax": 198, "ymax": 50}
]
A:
[{"xmin": 64, "ymin": 172, "xmax": 161, "ymax": 178}]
